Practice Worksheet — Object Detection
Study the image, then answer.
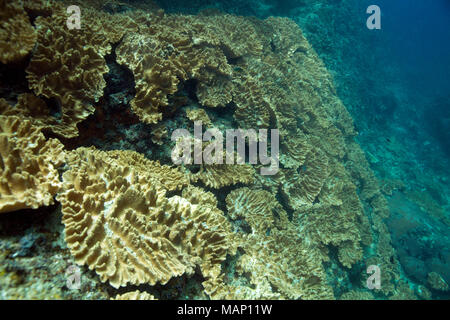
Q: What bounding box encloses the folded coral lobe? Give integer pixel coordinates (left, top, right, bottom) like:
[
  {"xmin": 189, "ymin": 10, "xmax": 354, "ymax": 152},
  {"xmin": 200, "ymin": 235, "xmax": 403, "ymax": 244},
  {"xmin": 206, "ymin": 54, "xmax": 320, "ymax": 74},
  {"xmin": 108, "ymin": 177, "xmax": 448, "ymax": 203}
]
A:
[
  {"xmin": 57, "ymin": 148, "xmax": 231, "ymax": 288},
  {"xmin": 25, "ymin": 6, "xmax": 110, "ymax": 138},
  {"xmin": 0, "ymin": 0, "xmax": 37, "ymax": 64},
  {"xmin": 0, "ymin": 115, "xmax": 64, "ymax": 213}
]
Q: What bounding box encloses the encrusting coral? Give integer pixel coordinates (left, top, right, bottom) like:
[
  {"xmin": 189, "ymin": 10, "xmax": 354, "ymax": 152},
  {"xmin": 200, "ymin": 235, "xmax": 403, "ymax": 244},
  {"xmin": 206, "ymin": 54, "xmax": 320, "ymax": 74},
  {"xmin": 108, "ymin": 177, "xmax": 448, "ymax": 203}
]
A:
[
  {"xmin": 150, "ymin": 123, "xmax": 168, "ymax": 145},
  {"xmin": 115, "ymin": 14, "xmax": 232, "ymax": 124},
  {"xmin": 0, "ymin": 93, "xmax": 79, "ymax": 139},
  {"xmin": 189, "ymin": 160, "xmax": 255, "ymax": 189},
  {"xmin": 186, "ymin": 108, "xmax": 213, "ymax": 128},
  {"xmin": 99, "ymin": 148, "xmax": 189, "ymax": 192},
  {"xmin": 226, "ymin": 187, "xmax": 276, "ymax": 233},
  {"xmin": 24, "ymin": 4, "xmax": 138, "ymax": 138},
  {"xmin": 281, "ymin": 148, "xmax": 329, "ymax": 210},
  {"xmin": 170, "ymin": 133, "xmax": 256, "ymax": 189}
]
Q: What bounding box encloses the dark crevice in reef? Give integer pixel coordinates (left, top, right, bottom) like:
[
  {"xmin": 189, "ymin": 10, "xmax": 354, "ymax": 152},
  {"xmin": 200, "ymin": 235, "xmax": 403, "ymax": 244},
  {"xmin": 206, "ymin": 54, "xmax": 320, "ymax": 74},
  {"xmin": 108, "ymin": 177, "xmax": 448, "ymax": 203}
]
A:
[
  {"xmin": 220, "ymin": 252, "xmax": 244, "ymax": 284},
  {"xmin": 347, "ymin": 262, "xmax": 366, "ymax": 288},
  {"xmin": 270, "ymin": 40, "xmax": 276, "ymax": 52},
  {"xmin": 37, "ymin": 96, "xmax": 64, "ymax": 142},
  {"xmin": 71, "ymin": 42, "xmax": 146, "ymax": 152},
  {"xmin": 163, "ymin": 79, "xmax": 192, "ymax": 118},
  {"xmin": 0, "ymin": 59, "xmax": 32, "ymax": 103},
  {"xmin": 226, "ymin": 55, "xmax": 243, "ymax": 66},
  {"xmin": 275, "ymin": 187, "xmax": 294, "ymax": 222},
  {"xmin": 0, "ymin": 204, "xmax": 59, "ymax": 237},
  {"xmin": 165, "ymin": 189, "xmax": 183, "ymax": 199},
  {"xmin": 323, "ymin": 245, "xmax": 346, "ymax": 298},
  {"xmin": 206, "ymin": 100, "xmax": 236, "ymax": 124},
  {"xmin": 236, "ymin": 219, "xmax": 252, "ymax": 234},
  {"xmin": 41, "ymin": 97, "xmax": 62, "ymax": 119},
  {"xmin": 179, "ymin": 78, "xmax": 199, "ymax": 103},
  {"xmin": 213, "ymin": 183, "xmax": 243, "ymax": 213},
  {"xmin": 24, "ymin": 6, "xmax": 53, "ymax": 26},
  {"xmin": 107, "ymin": 268, "xmax": 206, "ymax": 299},
  {"xmin": 102, "ymin": 42, "xmax": 137, "ymax": 113}
]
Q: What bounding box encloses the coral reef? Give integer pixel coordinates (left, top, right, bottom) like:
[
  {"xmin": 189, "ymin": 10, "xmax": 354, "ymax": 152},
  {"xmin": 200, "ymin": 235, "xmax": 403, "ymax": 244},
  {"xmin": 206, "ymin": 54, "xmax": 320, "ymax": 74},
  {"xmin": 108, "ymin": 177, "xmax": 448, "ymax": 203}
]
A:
[
  {"xmin": 0, "ymin": 115, "xmax": 64, "ymax": 214},
  {"xmin": 427, "ymin": 272, "xmax": 449, "ymax": 292},
  {"xmin": 221, "ymin": 187, "xmax": 334, "ymax": 300},
  {"xmin": 112, "ymin": 290, "xmax": 156, "ymax": 300},
  {"xmin": 0, "ymin": 0, "xmax": 37, "ymax": 64},
  {"xmin": 0, "ymin": 0, "xmax": 437, "ymax": 301},
  {"xmin": 57, "ymin": 147, "xmax": 229, "ymax": 288},
  {"xmin": 25, "ymin": 6, "xmax": 109, "ymax": 138}
]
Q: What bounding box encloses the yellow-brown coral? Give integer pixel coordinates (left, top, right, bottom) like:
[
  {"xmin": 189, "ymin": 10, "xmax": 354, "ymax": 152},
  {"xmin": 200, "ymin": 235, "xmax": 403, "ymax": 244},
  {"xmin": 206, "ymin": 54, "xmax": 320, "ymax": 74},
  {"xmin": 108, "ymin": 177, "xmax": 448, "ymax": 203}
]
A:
[
  {"xmin": 0, "ymin": 2, "xmax": 406, "ymax": 300},
  {"xmin": 186, "ymin": 108, "xmax": 213, "ymax": 128},
  {"xmin": 112, "ymin": 290, "xmax": 156, "ymax": 300},
  {"xmin": 150, "ymin": 124, "xmax": 168, "ymax": 145},
  {"xmin": 115, "ymin": 11, "xmax": 265, "ymax": 124},
  {"xmin": 0, "ymin": 93, "xmax": 81, "ymax": 138},
  {"xmin": 25, "ymin": 7, "xmax": 112, "ymax": 138},
  {"xmin": 57, "ymin": 147, "xmax": 231, "ymax": 288},
  {"xmin": 100, "ymin": 148, "xmax": 189, "ymax": 192},
  {"xmin": 226, "ymin": 187, "xmax": 276, "ymax": 233},
  {"xmin": 281, "ymin": 148, "xmax": 329, "ymax": 210},
  {"xmin": 0, "ymin": 0, "xmax": 37, "ymax": 64},
  {"xmin": 0, "ymin": 115, "xmax": 64, "ymax": 213},
  {"xmin": 190, "ymin": 159, "xmax": 255, "ymax": 189}
]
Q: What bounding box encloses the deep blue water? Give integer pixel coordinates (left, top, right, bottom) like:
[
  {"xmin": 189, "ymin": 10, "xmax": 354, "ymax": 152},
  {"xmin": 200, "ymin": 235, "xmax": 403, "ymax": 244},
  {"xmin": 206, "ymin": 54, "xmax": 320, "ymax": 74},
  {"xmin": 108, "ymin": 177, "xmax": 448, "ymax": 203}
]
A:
[
  {"xmin": 380, "ymin": 0, "xmax": 450, "ymax": 101},
  {"xmin": 378, "ymin": 0, "xmax": 450, "ymax": 158},
  {"xmin": 369, "ymin": 1, "xmax": 450, "ymax": 295}
]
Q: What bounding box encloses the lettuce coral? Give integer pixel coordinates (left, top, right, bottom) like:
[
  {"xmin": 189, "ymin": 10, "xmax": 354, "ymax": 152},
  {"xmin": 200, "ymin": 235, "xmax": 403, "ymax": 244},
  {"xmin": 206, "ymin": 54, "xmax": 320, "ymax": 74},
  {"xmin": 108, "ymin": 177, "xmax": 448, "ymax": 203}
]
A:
[
  {"xmin": 25, "ymin": 6, "xmax": 113, "ymax": 138},
  {"xmin": 115, "ymin": 12, "xmax": 237, "ymax": 124},
  {"xmin": 0, "ymin": 0, "xmax": 37, "ymax": 64},
  {"xmin": 112, "ymin": 291, "xmax": 156, "ymax": 300},
  {"xmin": 214, "ymin": 186, "xmax": 334, "ymax": 299},
  {"xmin": 57, "ymin": 147, "xmax": 231, "ymax": 288},
  {"xmin": 0, "ymin": 115, "xmax": 64, "ymax": 213}
]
